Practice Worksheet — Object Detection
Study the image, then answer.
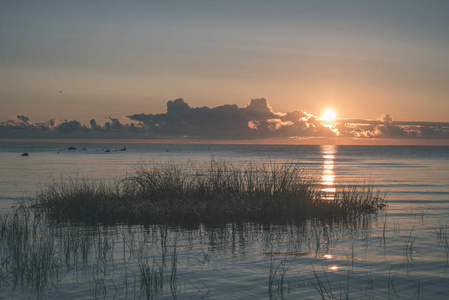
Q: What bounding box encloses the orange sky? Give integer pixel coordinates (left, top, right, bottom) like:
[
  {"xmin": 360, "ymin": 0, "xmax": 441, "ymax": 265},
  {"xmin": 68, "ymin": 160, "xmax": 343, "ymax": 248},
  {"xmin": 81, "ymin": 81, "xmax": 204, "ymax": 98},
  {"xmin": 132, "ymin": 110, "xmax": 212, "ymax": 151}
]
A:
[{"xmin": 2, "ymin": 1, "xmax": 449, "ymax": 127}]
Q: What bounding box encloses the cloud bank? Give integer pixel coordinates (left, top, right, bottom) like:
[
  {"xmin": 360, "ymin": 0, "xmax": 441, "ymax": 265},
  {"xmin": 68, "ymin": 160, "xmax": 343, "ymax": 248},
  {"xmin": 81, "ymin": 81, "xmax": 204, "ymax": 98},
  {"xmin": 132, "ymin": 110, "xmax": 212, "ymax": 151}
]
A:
[{"xmin": 1, "ymin": 98, "xmax": 449, "ymax": 140}]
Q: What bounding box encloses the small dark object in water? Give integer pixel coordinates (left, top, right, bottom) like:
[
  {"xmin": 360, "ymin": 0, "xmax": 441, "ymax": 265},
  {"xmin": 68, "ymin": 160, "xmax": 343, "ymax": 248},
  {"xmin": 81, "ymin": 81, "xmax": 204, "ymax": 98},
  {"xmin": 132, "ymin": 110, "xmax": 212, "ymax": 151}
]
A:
[
  {"xmin": 105, "ymin": 149, "xmax": 111, "ymax": 152},
  {"xmin": 21, "ymin": 152, "xmax": 29, "ymax": 156},
  {"xmin": 68, "ymin": 146, "xmax": 76, "ymax": 150},
  {"xmin": 82, "ymin": 147, "xmax": 87, "ymax": 151},
  {"xmin": 119, "ymin": 147, "xmax": 126, "ymax": 151}
]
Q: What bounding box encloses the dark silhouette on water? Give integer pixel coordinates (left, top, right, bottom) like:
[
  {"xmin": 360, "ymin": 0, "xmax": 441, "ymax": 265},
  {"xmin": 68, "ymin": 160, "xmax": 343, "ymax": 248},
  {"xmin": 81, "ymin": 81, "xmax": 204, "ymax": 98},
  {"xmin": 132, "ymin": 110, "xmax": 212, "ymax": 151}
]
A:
[
  {"xmin": 119, "ymin": 147, "xmax": 126, "ymax": 151},
  {"xmin": 68, "ymin": 146, "xmax": 76, "ymax": 150},
  {"xmin": 21, "ymin": 152, "xmax": 29, "ymax": 156}
]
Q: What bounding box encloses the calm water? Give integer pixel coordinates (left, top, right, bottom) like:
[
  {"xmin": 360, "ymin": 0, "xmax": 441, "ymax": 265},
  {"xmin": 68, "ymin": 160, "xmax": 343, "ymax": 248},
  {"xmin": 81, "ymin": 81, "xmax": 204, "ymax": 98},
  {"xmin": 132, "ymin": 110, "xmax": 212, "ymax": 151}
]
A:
[{"xmin": 1, "ymin": 142, "xmax": 449, "ymax": 299}]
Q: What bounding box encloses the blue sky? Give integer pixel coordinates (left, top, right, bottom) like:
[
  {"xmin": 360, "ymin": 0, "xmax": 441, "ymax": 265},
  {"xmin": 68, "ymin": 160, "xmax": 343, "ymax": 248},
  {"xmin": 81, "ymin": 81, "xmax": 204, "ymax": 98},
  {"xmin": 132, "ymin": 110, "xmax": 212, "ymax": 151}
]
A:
[{"xmin": 1, "ymin": 0, "xmax": 449, "ymax": 125}]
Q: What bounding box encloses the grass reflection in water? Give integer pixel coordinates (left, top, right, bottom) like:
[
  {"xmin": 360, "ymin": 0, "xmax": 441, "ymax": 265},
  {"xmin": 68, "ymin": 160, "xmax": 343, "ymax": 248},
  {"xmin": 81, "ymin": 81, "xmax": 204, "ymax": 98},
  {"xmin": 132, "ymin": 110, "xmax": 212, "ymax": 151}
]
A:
[{"xmin": 1, "ymin": 207, "xmax": 382, "ymax": 299}]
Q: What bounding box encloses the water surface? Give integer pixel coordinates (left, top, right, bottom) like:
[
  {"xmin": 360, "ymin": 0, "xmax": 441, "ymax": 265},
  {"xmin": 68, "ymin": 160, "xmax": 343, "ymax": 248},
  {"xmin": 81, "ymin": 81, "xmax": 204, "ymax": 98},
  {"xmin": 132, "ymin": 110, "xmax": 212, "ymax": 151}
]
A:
[{"xmin": 0, "ymin": 142, "xmax": 448, "ymax": 299}]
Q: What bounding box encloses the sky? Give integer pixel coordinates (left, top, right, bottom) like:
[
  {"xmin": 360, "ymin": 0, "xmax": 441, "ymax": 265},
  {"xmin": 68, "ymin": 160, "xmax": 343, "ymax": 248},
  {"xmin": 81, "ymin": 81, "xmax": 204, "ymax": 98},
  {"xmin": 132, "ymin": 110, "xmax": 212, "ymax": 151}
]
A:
[{"xmin": 1, "ymin": 0, "xmax": 449, "ymax": 141}]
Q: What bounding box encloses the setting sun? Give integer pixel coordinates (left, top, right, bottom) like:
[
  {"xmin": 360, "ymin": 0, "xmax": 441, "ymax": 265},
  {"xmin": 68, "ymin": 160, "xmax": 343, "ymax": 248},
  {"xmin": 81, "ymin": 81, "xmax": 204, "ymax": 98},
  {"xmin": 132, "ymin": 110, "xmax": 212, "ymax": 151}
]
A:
[{"xmin": 322, "ymin": 109, "xmax": 336, "ymax": 122}]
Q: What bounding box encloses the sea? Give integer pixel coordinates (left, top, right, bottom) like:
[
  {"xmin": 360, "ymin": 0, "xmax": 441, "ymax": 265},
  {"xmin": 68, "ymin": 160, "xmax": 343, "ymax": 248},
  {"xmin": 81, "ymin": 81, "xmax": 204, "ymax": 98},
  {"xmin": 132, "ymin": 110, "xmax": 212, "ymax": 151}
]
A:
[{"xmin": 0, "ymin": 141, "xmax": 448, "ymax": 299}]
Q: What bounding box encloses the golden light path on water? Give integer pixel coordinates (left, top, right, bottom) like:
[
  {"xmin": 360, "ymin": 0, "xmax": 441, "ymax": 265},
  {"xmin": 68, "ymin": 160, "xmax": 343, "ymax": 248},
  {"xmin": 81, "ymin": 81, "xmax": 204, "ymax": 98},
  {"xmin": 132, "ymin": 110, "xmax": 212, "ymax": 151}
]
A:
[
  {"xmin": 320, "ymin": 145, "xmax": 337, "ymax": 200},
  {"xmin": 320, "ymin": 146, "xmax": 349, "ymax": 272}
]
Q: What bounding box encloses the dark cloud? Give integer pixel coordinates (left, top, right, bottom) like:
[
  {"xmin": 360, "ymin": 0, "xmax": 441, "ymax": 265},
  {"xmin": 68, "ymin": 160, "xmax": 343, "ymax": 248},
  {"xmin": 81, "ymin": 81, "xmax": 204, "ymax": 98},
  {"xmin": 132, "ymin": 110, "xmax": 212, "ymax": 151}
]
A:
[
  {"xmin": 47, "ymin": 118, "xmax": 58, "ymax": 128},
  {"xmin": 90, "ymin": 119, "xmax": 99, "ymax": 130},
  {"xmin": 246, "ymin": 98, "xmax": 276, "ymax": 118},
  {"xmin": 281, "ymin": 110, "xmax": 308, "ymax": 122},
  {"xmin": 126, "ymin": 98, "xmax": 326, "ymax": 138},
  {"xmin": 0, "ymin": 116, "xmax": 60, "ymax": 138},
  {"xmin": 129, "ymin": 123, "xmax": 138, "ymax": 133},
  {"xmin": 16, "ymin": 115, "xmax": 31, "ymax": 124},
  {"xmin": 1, "ymin": 99, "xmax": 448, "ymax": 140},
  {"xmin": 57, "ymin": 120, "xmax": 84, "ymax": 134},
  {"xmin": 105, "ymin": 117, "xmax": 124, "ymax": 130}
]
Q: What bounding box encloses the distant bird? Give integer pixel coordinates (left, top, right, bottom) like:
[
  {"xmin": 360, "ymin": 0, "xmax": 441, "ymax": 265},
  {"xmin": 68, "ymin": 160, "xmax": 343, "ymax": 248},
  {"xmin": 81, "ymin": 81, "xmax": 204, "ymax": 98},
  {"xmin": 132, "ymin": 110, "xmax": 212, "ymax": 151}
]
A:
[
  {"xmin": 119, "ymin": 146, "xmax": 126, "ymax": 151},
  {"xmin": 21, "ymin": 152, "xmax": 29, "ymax": 156},
  {"xmin": 68, "ymin": 146, "xmax": 76, "ymax": 150},
  {"xmin": 105, "ymin": 149, "xmax": 110, "ymax": 152},
  {"xmin": 82, "ymin": 147, "xmax": 87, "ymax": 151}
]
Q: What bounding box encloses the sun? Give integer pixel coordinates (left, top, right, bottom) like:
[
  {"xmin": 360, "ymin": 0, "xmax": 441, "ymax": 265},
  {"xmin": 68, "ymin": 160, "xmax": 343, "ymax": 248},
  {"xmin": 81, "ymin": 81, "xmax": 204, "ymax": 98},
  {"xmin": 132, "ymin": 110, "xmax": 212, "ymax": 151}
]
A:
[{"xmin": 322, "ymin": 109, "xmax": 336, "ymax": 122}]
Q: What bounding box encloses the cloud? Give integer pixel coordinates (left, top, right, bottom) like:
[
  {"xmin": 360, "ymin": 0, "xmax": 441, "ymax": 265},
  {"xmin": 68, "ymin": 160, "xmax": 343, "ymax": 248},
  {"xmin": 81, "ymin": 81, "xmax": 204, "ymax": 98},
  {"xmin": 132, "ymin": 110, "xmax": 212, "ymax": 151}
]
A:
[
  {"xmin": 340, "ymin": 115, "xmax": 449, "ymax": 139},
  {"xmin": 126, "ymin": 98, "xmax": 332, "ymax": 138},
  {"xmin": 57, "ymin": 120, "xmax": 85, "ymax": 134},
  {"xmin": 0, "ymin": 115, "xmax": 61, "ymax": 138},
  {"xmin": 47, "ymin": 118, "xmax": 58, "ymax": 128},
  {"xmin": 1, "ymin": 99, "xmax": 448, "ymax": 140},
  {"xmin": 105, "ymin": 117, "xmax": 124, "ymax": 130},
  {"xmin": 379, "ymin": 114, "xmax": 393, "ymax": 124},
  {"xmin": 16, "ymin": 115, "xmax": 31, "ymax": 124}
]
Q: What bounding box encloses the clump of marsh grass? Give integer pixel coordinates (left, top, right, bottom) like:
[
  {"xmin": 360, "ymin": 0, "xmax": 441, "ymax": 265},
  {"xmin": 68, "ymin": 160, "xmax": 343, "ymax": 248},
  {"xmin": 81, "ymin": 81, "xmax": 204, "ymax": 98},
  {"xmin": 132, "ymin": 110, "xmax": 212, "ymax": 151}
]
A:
[
  {"xmin": 335, "ymin": 184, "xmax": 386, "ymax": 214},
  {"xmin": 35, "ymin": 159, "xmax": 386, "ymax": 226}
]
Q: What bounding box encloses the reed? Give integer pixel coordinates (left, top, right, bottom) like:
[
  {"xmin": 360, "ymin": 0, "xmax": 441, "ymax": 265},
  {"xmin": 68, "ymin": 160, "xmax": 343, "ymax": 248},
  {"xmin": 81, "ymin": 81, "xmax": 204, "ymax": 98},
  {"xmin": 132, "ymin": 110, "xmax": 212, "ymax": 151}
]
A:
[
  {"xmin": 4, "ymin": 206, "xmax": 432, "ymax": 299},
  {"xmin": 435, "ymin": 221, "xmax": 449, "ymax": 263},
  {"xmin": 0, "ymin": 209, "xmax": 60, "ymax": 294},
  {"xmin": 268, "ymin": 256, "xmax": 291, "ymax": 299},
  {"xmin": 35, "ymin": 159, "xmax": 386, "ymax": 226}
]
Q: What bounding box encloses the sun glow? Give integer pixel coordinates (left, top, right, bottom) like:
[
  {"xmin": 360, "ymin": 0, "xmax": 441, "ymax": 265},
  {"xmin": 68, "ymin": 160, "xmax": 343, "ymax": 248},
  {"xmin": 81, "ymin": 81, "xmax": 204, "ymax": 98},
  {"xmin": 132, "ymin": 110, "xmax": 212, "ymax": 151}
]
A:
[{"xmin": 322, "ymin": 109, "xmax": 336, "ymax": 122}]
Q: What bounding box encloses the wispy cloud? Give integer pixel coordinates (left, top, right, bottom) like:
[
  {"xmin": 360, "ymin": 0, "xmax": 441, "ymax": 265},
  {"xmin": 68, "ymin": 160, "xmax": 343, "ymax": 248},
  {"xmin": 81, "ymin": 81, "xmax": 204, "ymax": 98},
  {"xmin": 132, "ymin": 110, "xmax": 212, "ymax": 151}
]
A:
[{"xmin": 340, "ymin": 115, "xmax": 449, "ymax": 139}]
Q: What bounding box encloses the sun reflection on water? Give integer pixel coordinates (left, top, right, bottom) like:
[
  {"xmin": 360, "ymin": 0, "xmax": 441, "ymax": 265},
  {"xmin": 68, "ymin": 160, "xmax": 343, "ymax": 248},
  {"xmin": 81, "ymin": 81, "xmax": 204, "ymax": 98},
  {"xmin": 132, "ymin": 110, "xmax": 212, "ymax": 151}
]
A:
[{"xmin": 320, "ymin": 145, "xmax": 337, "ymax": 200}]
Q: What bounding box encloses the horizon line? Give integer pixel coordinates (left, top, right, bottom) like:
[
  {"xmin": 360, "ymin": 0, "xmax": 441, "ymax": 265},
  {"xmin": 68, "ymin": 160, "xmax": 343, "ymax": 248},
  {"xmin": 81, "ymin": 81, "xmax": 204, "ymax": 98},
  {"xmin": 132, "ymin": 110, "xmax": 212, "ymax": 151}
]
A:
[{"xmin": 2, "ymin": 137, "xmax": 449, "ymax": 146}]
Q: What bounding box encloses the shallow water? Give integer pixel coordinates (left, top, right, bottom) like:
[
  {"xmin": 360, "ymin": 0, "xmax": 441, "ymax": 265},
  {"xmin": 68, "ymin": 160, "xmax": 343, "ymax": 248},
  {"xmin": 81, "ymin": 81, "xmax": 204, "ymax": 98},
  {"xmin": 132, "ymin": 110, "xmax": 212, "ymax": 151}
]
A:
[{"xmin": 0, "ymin": 142, "xmax": 448, "ymax": 299}]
